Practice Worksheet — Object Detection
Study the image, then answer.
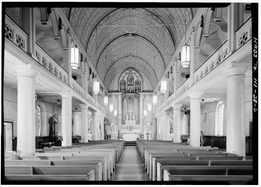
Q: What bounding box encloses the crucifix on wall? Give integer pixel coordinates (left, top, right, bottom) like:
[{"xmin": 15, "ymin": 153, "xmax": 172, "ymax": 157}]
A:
[{"xmin": 126, "ymin": 98, "xmax": 135, "ymax": 120}]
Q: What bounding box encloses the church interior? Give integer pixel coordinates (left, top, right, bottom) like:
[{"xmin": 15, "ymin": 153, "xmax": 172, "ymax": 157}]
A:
[{"xmin": 2, "ymin": 2, "xmax": 257, "ymax": 184}]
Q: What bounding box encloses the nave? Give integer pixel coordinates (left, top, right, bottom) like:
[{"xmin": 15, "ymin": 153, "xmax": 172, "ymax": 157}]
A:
[
  {"xmin": 4, "ymin": 140, "xmax": 254, "ymax": 184},
  {"xmin": 2, "ymin": 3, "xmax": 257, "ymax": 185},
  {"xmin": 112, "ymin": 146, "xmax": 147, "ymax": 181}
]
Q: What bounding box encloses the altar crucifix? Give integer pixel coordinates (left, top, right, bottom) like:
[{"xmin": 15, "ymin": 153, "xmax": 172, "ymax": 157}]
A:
[{"xmin": 126, "ymin": 98, "xmax": 135, "ymax": 121}]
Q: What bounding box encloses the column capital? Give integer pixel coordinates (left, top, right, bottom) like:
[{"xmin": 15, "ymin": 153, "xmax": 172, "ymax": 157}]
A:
[
  {"xmin": 222, "ymin": 62, "xmax": 249, "ymax": 77},
  {"xmin": 173, "ymin": 104, "xmax": 183, "ymax": 110},
  {"xmin": 16, "ymin": 65, "xmax": 37, "ymax": 78},
  {"xmin": 189, "ymin": 91, "xmax": 204, "ymax": 99},
  {"xmin": 79, "ymin": 104, "xmax": 89, "ymax": 109},
  {"xmin": 60, "ymin": 92, "xmax": 72, "ymax": 99}
]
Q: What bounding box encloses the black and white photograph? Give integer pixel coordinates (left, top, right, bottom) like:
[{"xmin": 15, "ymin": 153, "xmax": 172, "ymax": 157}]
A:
[{"xmin": 1, "ymin": 1, "xmax": 258, "ymax": 185}]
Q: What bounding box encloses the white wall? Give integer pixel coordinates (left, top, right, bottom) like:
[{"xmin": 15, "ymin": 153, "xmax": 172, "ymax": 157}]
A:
[
  {"xmin": 4, "ymin": 86, "xmax": 17, "ymax": 136},
  {"xmin": 201, "ymin": 101, "xmax": 218, "ymax": 136}
]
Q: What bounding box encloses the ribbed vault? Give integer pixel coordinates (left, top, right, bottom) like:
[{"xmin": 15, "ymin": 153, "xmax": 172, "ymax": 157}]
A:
[{"xmin": 68, "ymin": 7, "xmax": 197, "ymax": 90}]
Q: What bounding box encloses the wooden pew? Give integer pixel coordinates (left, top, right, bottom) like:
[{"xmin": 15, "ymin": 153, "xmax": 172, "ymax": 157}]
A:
[
  {"xmin": 5, "ymin": 160, "xmax": 51, "ymax": 166},
  {"xmin": 32, "ymin": 165, "xmax": 101, "ymax": 180},
  {"xmin": 153, "ymin": 160, "xmax": 209, "ymax": 181},
  {"xmin": 51, "ymin": 160, "xmax": 104, "ymax": 181},
  {"xmin": 197, "ymin": 155, "xmax": 244, "ymax": 160},
  {"xmin": 227, "ymin": 166, "xmax": 253, "ymax": 175},
  {"xmin": 148, "ymin": 156, "xmax": 196, "ymax": 180},
  {"xmin": 5, "ymin": 165, "xmax": 98, "ymax": 178},
  {"xmin": 74, "ymin": 151, "xmax": 115, "ymax": 172},
  {"xmin": 157, "ymin": 165, "xmax": 252, "ymax": 181},
  {"xmin": 163, "ymin": 172, "xmax": 253, "ymax": 184},
  {"xmin": 5, "ymin": 166, "xmax": 32, "ymax": 174},
  {"xmin": 63, "ymin": 156, "xmax": 110, "ymax": 180},
  {"xmin": 32, "ymin": 151, "xmax": 112, "ymax": 179},
  {"xmin": 5, "ymin": 174, "xmax": 94, "ymax": 181},
  {"xmin": 209, "ymin": 160, "xmax": 252, "ymax": 166},
  {"xmin": 144, "ymin": 150, "xmax": 184, "ymax": 170}
]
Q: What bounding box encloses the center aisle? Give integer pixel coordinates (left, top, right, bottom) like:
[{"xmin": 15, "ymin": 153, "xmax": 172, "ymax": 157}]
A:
[{"xmin": 112, "ymin": 146, "xmax": 148, "ymax": 181}]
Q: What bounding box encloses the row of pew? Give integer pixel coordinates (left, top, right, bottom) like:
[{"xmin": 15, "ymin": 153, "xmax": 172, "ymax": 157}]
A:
[
  {"xmin": 136, "ymin": 140, "xmax": 253, "ymax": 184},
  {"xmin": 4, "ymin": 140, "xmax": 124, "ymax": 182}
]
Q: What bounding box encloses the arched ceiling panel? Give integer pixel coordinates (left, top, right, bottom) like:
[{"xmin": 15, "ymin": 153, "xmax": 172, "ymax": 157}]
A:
[
  {"xmin": 104, "ymin": 57, "xmax": 157, "ymax": 89},
  {"xmin": 96, "ymin": 35, "xmax": 164, "ymax": 82},
  {"xmin": 68, "ymin": 7, "xmax": 196, "ymax": 90}
]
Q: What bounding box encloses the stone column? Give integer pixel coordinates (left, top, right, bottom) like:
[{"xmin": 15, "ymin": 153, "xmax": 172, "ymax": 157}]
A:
[
  {"xmin": 61, "ymin": 92, "xmax": 72, "ymax": 146},
  {"xmin": 73, "ymin": 111, "xmax": 81, "ymax": 136},
  {"xmin": 181, "ymin": 112, "xmax": 189, "ymax": 135},
  {"xmin": 100, "ymin": 115, "xmax": 105, "ymax": 140},
  {"xmin": 173, "ymin": 104, "xmax": 182, "ymax": 143},
  {"xmin": 225, "ymin": 64, "xmax": 248, "ymax": 156},
  {"xmin": 118, "ymin": 94, "xmax": 122, "ymax": 137},
  {"xmin": 139, "ymin": 94, "xmax": 144, "ymax": 136},
  {"xmin": 91, "ymin": 111, "xmax": 97, "ymax": 140},
  {"xmin": 80, "ymin": 104, "xmax": 89, "ymax": 143},
  {"xmin": 163, "ymin": 111, "xmax": 170, "ymax": 140},
  {"xmin": 189, "ymin": 92, "xmax": 203, "ymax": 147},
  {"xmin": 152, "ymin": 117, "xmax": 157, "ymax": 140},
  {"xmin": 16, "ymin": 66, "xmax": 37, "ymax": 156}
]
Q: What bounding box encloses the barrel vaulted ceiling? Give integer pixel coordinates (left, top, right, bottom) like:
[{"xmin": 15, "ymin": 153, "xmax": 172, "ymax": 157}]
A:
[{"xmin": 63, "ymin": 7, "xmax": 198, "ymax": 90}]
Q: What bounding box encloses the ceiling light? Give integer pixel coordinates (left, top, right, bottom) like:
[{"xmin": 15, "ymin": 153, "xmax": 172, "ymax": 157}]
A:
[
  {"xmin": 71, "ymin": 45, "xmax": 79, "ymax": 69},
  {"xmin": 109, "ymin": 104, "xmax": 114, "ymax": 112},
  {"xmin": 93, "ymin": 79, "xmax": 100, "ymax": 95},
  {"xmin": 160, "ymin": 80, "xmax": 167, "ymax": 94},
  {"xmin": 181, "ymin": 44, "xmax": 190, "ymax": 68},
  {"xmin": 104, "ymin": 96, "xmax": 108, "ymax": 105},
  {"xmin": 153, "ymin": 95, "xmax": 157, "ymax": 105},
  {"xmin": 148, "ymin": 104, "xmax": 152, "ymax": 112}
]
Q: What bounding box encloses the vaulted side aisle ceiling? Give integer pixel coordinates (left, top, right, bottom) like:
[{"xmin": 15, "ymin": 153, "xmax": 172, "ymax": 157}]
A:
[{"xmin": 62, "ymin": 7, "xmax": 198, "ymax": 90}]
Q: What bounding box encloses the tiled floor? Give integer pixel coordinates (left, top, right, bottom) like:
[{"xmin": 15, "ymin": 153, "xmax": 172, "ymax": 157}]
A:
[{"xmin": 112, "ymin": 146, "xmax": 148, "ymax": 181}]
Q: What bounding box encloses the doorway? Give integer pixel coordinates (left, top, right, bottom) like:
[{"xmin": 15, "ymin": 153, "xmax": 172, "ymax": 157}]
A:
[{"xmin": 4, "ymin": 121, "xmax": 13, "ymax": 152}]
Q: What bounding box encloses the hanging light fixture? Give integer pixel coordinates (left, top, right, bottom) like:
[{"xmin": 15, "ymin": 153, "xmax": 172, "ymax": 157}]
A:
[
  {"xmin": 114, "ymin": 110, "xmax": 117, "ymax": 116},
  {"xmin": 104, "ymin": 96, "xmax": 108, "ymax": 105},
  {"xmin": 148, "ymin": 104, "xmax": 152, "ymax": 112},
  {"xmin": 71, "ymin": 45, "xmax": 79, "ymax": 69},
  {"xmin": 153, "ymin": 95, "xmax": 157, "ymax": 105},
  {"xmin": 160, "ymin": 79, "xmax": 167, "ymax": 94},
  {"xmin": 181, "ymin": 10, "xmax": 191, "ymax": 68},
  {"xmin": 181, "ymin": 44, "xmax": 190, "ymax": 68},
  {"xmin": 109, "ymin": 104, "xmax": 114, "ymax": 112},
  {"xmin": 93, "ymin": 79, "xmax": 100, "ymax": 95},
  {"xmin": 144, "ymin": 110, "xmax": 147, "ymax": 116}
]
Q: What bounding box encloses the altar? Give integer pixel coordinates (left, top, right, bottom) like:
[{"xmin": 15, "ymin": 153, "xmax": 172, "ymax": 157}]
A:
[
  {"xmin": 121, "ymin": 119, "xmax": 140, "ymax": 141},
  {"xmin": 122, "ymin": 133, "xmax": 138, "ymax": 141}
]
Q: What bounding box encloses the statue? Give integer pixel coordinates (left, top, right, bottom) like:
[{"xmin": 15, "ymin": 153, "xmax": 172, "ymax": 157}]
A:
[{"xmin": 49, "ymin": 113, "xmax": 58, "ymax": 136}]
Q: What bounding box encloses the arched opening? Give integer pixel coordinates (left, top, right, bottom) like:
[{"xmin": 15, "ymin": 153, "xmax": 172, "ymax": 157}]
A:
[
  {"xmin": 37, "ymin": 105, "xmax": 41, "ymax": 136},
  {"xmin": 215, "ymin": 101, "xmax": 224, "ymax": 136}
]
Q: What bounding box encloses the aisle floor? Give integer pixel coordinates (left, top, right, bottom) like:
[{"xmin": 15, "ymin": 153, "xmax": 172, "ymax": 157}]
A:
[{"xmin": 112, "ymin": 146, "xmax": 148, "ymax": 181}]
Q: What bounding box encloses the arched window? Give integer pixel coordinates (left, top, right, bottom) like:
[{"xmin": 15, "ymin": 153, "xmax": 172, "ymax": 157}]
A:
[
  {"xmin": 37, "ymin": 105, "xmax": 41, "ymax": 136},
  {"xmin": 135, "ymin": 79, "xmax": 141, "ymax": 92},
  {"xmin": 215, "ymin": 101, "xmax": 224, "ymax": 136},
  {"xmin": 120, "ymin": 79, "xmax": 126, "ymax": 92}
]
